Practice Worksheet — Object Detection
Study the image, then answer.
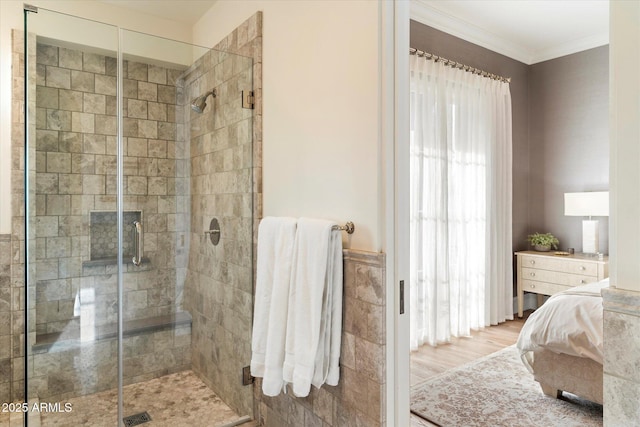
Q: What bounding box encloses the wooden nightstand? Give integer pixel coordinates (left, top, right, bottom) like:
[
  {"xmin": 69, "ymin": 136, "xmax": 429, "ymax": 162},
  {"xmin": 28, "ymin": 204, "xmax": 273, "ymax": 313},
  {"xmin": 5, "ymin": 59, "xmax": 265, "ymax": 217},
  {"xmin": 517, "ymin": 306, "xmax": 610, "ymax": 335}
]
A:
[{"xmin": 515, "ymin": 251, "xmax": 609, "ymax": 318}]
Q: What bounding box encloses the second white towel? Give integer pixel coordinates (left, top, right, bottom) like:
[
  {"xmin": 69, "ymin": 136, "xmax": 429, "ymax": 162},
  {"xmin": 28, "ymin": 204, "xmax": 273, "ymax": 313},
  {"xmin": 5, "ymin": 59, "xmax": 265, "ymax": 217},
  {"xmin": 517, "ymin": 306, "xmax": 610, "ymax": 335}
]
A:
[{"xmin": 283, "ymin": 217, "xmax": 343, "ymax": 397}]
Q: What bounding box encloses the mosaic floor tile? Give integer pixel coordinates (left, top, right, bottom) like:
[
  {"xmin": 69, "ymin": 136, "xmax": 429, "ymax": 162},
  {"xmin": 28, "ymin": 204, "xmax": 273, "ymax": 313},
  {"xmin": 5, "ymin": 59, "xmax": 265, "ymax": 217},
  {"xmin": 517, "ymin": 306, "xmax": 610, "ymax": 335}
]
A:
[{"xmin": 1, "ymin": 371, "xmax": 244, "ymax": 427}]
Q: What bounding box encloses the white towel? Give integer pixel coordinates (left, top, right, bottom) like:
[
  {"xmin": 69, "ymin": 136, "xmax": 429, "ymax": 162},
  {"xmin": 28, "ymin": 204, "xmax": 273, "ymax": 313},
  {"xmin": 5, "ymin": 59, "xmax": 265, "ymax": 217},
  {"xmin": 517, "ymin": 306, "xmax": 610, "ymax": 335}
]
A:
[
  {"xmin": 313, "ymin": 227, "xmax": 343, "ymax": 387},
  {"xmin": 250, "ymin": 217, "xmax": 297, "ymax": 396},
  {"xmin": 283, "ymin": 218, "xmax": 343, "ymax": 397}
]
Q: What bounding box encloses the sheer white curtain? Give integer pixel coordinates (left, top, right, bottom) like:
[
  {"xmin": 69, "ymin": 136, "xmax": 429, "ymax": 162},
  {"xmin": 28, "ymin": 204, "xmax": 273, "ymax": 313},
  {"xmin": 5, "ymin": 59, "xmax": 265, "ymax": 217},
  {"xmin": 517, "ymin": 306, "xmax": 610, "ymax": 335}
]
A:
[{"xmin": 409, "ymin": 54, "xmax": 513, "ymax": 350}]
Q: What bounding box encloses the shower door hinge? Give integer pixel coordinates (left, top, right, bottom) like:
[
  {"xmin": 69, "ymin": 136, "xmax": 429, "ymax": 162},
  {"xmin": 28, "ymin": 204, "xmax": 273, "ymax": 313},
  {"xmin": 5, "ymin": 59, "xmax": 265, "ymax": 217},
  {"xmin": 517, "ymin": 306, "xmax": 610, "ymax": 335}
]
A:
[
  {"xmin": 24, "ymin": 4, "xmax": 38, "ymax": 13},
  {"xmin": 242, "ymin": 366, "xmax": 254, "ymax": 385},
  {"xmin": 241, "ymin": 91, "xmax": 255, "ymax": 109}
]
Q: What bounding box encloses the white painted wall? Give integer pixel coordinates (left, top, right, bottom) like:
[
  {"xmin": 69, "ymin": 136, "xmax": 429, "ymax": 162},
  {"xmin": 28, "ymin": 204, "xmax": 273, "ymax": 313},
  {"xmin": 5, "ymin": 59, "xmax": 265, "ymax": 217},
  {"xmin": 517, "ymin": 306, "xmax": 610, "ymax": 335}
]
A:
[
  {"xmin": 609, "ymin": 0, "xmax": 640, "ymax": 292},
  {"xmin": 0, "ymin": 0, "xmax": 195, "ymax": 234},
  {"xmin": 193, "ymin": 1, "xmax": 382, "ymax": 251}
]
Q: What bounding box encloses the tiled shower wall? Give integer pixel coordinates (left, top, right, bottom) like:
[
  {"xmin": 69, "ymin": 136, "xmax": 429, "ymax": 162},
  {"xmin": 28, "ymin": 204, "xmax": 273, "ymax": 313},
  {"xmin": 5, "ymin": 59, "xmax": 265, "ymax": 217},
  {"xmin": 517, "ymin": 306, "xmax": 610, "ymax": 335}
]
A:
[
  {"xmin": 33, "ymin": 41, "xmax": 188, "ymax": 335},
  {"xmin": 30, "ymin": 40, "xmax": 191, "ymax": 399},
  {"xmin": 254, "ymin": 250, "xmax": 387, "ymax": 427},
  {"xmin": 183, "ymin": 12, "xmax": 261, "ymax": 418},
  {"xmin": 9, "ymin": 29, "xmax": 193, "ymax": 402}
]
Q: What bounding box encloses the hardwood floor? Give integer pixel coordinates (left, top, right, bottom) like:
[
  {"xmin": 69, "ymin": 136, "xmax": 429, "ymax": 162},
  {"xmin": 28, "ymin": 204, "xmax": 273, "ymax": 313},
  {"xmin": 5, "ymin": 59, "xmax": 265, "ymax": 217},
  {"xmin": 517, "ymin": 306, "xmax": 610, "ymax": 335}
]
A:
[{"xmin": 409, "ymin": 311, "xmax": 532, "ymax": 426}]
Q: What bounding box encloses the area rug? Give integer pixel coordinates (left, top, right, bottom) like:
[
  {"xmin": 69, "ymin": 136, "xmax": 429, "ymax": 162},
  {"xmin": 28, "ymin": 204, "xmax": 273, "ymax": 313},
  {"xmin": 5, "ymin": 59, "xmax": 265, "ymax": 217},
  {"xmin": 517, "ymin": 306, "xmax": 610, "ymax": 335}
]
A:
[{"xmin": 411, "ymin": 345, "xmax": 603, "ymax": 427}]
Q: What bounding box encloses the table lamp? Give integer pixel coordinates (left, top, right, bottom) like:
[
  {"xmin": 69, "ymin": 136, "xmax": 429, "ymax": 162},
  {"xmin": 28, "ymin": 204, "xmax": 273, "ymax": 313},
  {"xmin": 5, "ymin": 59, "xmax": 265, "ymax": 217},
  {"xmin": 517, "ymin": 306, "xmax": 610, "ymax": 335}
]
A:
[{"xmin": 564, "ymin": 191, "xmax": 609, "ymax": 254}]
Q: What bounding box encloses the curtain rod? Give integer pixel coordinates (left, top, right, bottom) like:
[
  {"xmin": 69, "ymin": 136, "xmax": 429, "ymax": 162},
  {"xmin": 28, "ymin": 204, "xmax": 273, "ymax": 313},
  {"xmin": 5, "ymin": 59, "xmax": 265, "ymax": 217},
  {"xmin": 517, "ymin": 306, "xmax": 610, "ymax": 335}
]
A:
[{"xmin": 410, "ymin": 47, "xmax": 511, "ymax": 84}]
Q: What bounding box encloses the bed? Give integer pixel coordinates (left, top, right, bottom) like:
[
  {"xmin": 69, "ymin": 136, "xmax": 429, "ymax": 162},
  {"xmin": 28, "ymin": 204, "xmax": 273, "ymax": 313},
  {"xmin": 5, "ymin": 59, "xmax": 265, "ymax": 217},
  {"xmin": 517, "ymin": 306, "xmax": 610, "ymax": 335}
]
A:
[{"xmin": 516, "ymin": 278, "xmax": 608, "ymax": 405}]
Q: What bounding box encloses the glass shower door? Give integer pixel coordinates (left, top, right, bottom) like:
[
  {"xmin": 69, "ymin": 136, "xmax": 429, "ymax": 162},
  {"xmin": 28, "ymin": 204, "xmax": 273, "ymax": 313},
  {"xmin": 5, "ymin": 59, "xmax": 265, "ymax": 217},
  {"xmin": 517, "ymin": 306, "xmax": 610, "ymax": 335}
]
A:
[
  {"xmin": 23, "ymin": 7, "xmax": 120, "ymax": 426},
  {"xmin": 23, "ymin": 6, "xmax": 255, "ymax": 426},
  {"xmin": 118, "ymin": 28, "xmax": 256, "ymax": 426},
  {"xmin": 116, "ymin": 29, "xmax": 209, "ymax": 424}
]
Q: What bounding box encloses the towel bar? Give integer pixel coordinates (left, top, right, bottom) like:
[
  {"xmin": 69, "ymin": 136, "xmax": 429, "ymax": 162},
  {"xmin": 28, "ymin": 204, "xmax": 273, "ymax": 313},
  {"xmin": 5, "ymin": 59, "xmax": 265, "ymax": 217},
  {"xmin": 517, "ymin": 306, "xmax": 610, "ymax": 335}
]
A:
[{"xmin": 332, "ymin": 221, "xmax": 355, "ymax": 234}]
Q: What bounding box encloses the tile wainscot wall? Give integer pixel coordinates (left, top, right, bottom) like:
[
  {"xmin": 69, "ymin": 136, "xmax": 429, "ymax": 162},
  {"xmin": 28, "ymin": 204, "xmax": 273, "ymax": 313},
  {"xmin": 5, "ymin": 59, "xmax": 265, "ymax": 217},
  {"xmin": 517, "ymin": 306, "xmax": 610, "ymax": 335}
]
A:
[{"xmin": 254, "ymin": 250, "xmax": 387, "ymax": 427}]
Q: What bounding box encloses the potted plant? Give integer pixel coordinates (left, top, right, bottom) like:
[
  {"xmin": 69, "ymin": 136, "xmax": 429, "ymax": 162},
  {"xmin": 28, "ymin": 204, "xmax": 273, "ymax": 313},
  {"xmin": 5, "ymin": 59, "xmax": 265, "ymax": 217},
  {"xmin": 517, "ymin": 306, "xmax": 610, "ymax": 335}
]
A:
[{"xmin": 526, "ymin": 232, "xmax": 559, "ymax": 252}]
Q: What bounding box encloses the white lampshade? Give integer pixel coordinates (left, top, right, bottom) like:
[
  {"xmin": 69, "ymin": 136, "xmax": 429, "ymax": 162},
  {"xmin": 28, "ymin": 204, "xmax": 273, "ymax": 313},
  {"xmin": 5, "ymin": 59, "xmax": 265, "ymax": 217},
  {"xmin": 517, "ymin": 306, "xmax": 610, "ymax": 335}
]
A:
[{"xmin": 564, "ymin": 192, "xmax": 609, "ymax": 217}]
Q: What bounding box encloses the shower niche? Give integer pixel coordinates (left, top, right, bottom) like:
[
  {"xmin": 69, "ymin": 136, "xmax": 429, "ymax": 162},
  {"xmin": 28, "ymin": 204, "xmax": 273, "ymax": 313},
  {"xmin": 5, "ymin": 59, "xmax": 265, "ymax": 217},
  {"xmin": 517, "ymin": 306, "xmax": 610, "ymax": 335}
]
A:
[{"xmin": 86, "ymin": 210, "xmax": 142, "ymax": 266}]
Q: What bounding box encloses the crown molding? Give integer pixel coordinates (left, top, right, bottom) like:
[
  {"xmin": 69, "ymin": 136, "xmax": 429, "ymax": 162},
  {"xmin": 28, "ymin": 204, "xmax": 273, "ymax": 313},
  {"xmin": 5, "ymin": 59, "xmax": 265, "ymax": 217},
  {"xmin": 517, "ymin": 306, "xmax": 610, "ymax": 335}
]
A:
[
  {"xmin": 530, "ymin": 33, "xmax": 609, "ymax": 64},
  {"xmin": 410, "ymin": 0, "xmax": 609, "ymax": 65},
  {"xmin": 410, "ymin": 0, "xmax": 533, "ymax": 64}
]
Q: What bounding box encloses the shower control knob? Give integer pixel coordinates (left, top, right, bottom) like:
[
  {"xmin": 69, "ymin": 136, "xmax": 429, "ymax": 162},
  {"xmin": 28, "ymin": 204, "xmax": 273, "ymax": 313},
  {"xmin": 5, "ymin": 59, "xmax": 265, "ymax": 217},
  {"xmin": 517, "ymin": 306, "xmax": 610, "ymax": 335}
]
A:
[{"xmin": 205, "ymin": 218, "xmax": 221, "ymax": 245}]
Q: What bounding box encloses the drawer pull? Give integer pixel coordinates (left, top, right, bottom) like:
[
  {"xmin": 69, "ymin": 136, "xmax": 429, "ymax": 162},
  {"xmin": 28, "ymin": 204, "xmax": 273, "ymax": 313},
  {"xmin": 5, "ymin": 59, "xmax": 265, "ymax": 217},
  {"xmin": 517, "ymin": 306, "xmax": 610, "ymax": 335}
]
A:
[
  {"xmin": 580, "ymin": 266, "xmax": 586, "ymax": 271},
  {"xmin": 530, "ymin": 284, "xmax": 535, "ymax": 289},
  {"xmin": 530, "ymin": 260, "xmax": 535, "ymax": 265},
  {"xmin": 529, "ymin": 272, "xmax": 535, "ymax": 277},
  {"xmin": 580, "ymin": 279, "xmax": 586, "ymax": 284}
]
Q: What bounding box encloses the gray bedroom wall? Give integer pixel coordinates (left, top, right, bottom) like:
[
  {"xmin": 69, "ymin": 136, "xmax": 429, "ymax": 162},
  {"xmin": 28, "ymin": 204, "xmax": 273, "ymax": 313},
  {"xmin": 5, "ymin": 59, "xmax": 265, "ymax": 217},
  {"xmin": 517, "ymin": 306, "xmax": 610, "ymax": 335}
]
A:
[
  {"xmin": 409, "ymin": 20, "xmax": 531, "ymax": 253},
  {"xmin": 529, "ymin": 46, "xmax": 609, "ymax": 254},
  {"xmin": 410, "ymin": 21, "xmax": 610, "ymax": 258}
]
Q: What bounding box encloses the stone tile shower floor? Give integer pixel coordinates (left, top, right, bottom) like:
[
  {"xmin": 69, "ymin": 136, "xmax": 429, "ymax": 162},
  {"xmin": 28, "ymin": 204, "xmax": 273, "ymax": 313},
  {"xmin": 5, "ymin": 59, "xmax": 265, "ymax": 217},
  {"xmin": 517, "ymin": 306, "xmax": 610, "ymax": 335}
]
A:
[{"xmin": 0, "ymin": 371, "xmax": 244, "ymax": 427}]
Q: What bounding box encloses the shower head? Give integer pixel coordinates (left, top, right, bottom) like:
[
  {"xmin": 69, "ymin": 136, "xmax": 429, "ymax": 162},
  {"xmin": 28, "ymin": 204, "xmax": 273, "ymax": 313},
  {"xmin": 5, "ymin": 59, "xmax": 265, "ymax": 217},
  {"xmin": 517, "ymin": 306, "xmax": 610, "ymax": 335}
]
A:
[{"xmin": 191, "ymin": 89, "xmax": 217, "ymax": 113}]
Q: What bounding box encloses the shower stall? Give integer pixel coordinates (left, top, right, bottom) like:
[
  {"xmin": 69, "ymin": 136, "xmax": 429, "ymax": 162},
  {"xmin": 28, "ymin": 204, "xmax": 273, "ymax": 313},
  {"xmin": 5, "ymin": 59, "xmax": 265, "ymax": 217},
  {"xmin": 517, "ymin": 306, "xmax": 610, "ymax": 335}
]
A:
[{"xmin": 13, "ymin": 5, "xmax": 257, "ymax": 426}]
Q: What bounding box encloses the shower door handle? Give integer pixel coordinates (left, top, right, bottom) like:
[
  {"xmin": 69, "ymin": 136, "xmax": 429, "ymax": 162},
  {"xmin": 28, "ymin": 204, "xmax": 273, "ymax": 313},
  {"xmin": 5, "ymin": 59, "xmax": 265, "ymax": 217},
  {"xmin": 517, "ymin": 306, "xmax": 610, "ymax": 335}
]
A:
[{"xmin": 132, "ymin": 221, "xmax": 143, "ymax": 266}]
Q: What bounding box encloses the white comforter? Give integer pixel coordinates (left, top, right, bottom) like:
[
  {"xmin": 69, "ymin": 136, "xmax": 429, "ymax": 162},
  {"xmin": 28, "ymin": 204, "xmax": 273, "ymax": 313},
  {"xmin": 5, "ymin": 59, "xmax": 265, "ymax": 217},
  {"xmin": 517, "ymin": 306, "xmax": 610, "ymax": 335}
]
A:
[{"xmin": 516, "ymin": 278, "xmax": 608, "ymax": 372}]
